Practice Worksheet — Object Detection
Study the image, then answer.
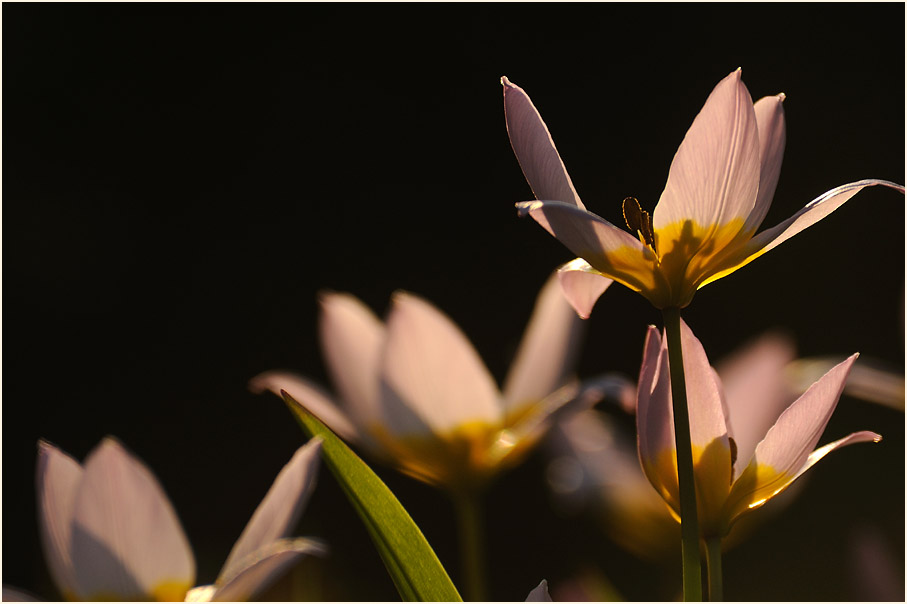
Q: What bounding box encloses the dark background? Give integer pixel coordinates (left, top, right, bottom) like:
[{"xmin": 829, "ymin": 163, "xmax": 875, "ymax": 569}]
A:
[{"xmin": 4, "ymin": 4, "xmax": 904, "ymax": 601}]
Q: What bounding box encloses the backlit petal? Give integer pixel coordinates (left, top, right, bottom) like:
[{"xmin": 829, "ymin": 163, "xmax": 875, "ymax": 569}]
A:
[
  {"xmin": 36, "ymin": 441, "xmax": 82, "ymax": 599},
  {"xmin": 745, "ymin": 94, "xmax": 786, "ymax": 232},
  {"xmin": 654, "ymin": 69, "xmax": 760, "ymax": 239},
  {"xmin": 319, "ymin": 292, "xmax": 385, "ymax": 422},
  {"xmin": 250, "ymin": 371, "xmax": 360, "ymax": 445},
  {"xmin": 502, "ymin": 270, "xmax": 589, "ymax": 411},
  {"xmin": 677, "ymin": 320, "xmax": 732, "ymax": 534},
  {"xmin": 502, "ymin": 76, "xmax": 584, "ymax": 208},
  {"xmin": 707, "ymin": 179, "xmax": 905, "ymax": 286},
  {"xmin": 517, "ymin": 200, "xmax": 660, "ymax": 299},
  {"xmin": 636, "ymin": 326, "xmax": 677, "ymax": 506},
  {"xmin": 726, "ymin": 355, "xmax": 867, "ymax": 527},
  {"xmin": 70, "ymin": 438, "xmax": 194, "ymax": 601},
  {"xmin": 220, "ymin": 440, "xmax": 322, "ymax": 581},
  {"xmin": 555, "ymin": 258, "xmax": 614, "ymax": 319},
  {"xmin": 212, "ymin": 538, "xmax": 326, "ymax": 602},
  {"xmin": 381, "ymin": 292, "xmax": 501, "ymax": 435}
]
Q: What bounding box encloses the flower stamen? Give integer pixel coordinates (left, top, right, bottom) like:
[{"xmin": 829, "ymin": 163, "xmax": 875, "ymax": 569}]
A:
[{"xmin": 622, "ymin": 197, "xmax": 657, "ymax": 254}]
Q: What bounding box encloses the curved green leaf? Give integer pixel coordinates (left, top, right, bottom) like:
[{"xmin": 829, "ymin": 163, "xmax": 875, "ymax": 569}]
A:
[{"xmin": 283, "ymin": 392, "xmax": 462, "ymax": 602}]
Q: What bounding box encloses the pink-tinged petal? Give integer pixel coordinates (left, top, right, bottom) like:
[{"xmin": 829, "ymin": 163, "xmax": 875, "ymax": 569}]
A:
[
  {"xmin": 748, "ymin": 178, "xmax": 904, "ymax": 257},
  {"xmin": 381, "ymin": 292, "xmax": 501, "ymax": 435},
  {"xmin": 715, "ymin": 332, "xmax": 797, "ymax": 477},
  {"xmin": 654, "ymin": 69, "xmax": 760, "ymax": 240},
  {"xmin": 555, "ymin": 258, "xmax": 614, "ymax": 319},
  {"xmin": 318, "ymin": 292, "xmax": 385, "ymax": 423},
  {"xmin": 677, "ymin": 320, "xmax": 732, "ymax": 534},
  {"xmin": 220, "ymin": 440, "xmax": 322, "ymax": 581},
  {"xmin": 526, "ymin": 579, "xmax": 553, "ymax": 602},
  {"xmin": 635, "ymin": 326, "xmax": 677, "ymax": 507},
  {"xmin": 250, "ymin": 371, "xmax": 360, "ymax": 445},
  {"xmin": 35, "ymin": 441, "xmax": 82, "ymax": 599},
  {"xmin": 517, "ymin": 200, "xmax": 663, "ymax": 301},
  {"xmin": 725, "ymin": 355, "xmax": 871, "ymax": 527},
  {"xmin": 69, "ymin": 438, "xmax": 194, "ymax": 601},
  {"xmin": 502, "ymin": 76, "xmax": 584, "ymax": 209},
  {"xmin": 745, "ymin": 94, "xmax": 787, "ymax": 232},
  {"xmin": 211, "ymin": 538, "xmax": 326, "ymax": 602},
  {"xmin": 502, "ymin": 269, "xmax": 591, "ymax": 411}
]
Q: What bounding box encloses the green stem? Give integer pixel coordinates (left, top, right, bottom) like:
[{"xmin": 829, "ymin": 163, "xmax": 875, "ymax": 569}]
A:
[
  {"xmin": 452, "ymin": 489, "xmax": 486, "ymax": 602},
  {"xmin": 705, "ymin": 536, "xmax": 723, "ymax": 602},
  {"xmin": 662, "ymin": 307, "xmax": 703, "ymax": 601}
]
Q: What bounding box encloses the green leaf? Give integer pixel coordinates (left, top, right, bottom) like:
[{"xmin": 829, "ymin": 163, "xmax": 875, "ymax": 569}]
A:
[{"xmin": 283, "ymin": 392, "xmax": 462, "ymax": 602}]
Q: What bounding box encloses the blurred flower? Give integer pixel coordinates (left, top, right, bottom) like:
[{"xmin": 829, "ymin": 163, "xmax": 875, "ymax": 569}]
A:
[
  {"xmin": 548, "ymin": 331, "xmax": 804, "ymax": 557},
  {"xmin": 636, "ymin": 319, "xmax": 880, "ymax": 538},
  {"xmin": 252, "ymin": 271, "xmax": 608, "ymax": 492},
  {"xmin": 503, "ymin": 69, "xmax": 904, "ymax": 312},
  {"xmin": 27, "ymin": 437, "xmax": 323, "ymax": 602}
]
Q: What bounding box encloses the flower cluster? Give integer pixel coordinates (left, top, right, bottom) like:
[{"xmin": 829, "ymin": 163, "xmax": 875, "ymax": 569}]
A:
[{"xmin": 8, "ymin": 68, "xmax": 901, "ymax": 602}]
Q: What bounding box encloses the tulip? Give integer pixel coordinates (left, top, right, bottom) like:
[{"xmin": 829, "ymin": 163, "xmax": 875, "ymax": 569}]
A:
[
  {"xmin": 636, "ymin": 319, "xmax": 880, "ymax": 598},
  {"xmin": 503, "ymin": 69, "xmax": 903, "ymax": 313},
  {"xmin": 252, "ymin": 271, "xmax": 605, "ymax": 492},
  {"xmin": 30, "ymin": 437, "xmax": 323, "ymax": 601},
  {"xmin": 253, "ymin": 272, "xmax": 608, "ymax": 600}
]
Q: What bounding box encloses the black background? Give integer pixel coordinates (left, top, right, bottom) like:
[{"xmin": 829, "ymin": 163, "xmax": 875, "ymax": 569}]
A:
[{"xmin": 4, "ymin": 4, "xmax": 904, "ymax": 601}]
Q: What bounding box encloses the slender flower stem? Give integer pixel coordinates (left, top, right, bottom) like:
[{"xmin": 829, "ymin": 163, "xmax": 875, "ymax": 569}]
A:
[
  {"xmin": 662, "ymin": 307, "xmax": 703, "ymax": 601},
  {"xmin": 705, "ymin": 536, "xmax": 723, "ymax": 602},
  {"xmin": 452, "ymin": 489, "xmax": 486, "ymax": 602}
]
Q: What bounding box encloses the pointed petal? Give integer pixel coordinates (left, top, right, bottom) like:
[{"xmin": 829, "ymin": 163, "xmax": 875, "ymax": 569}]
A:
[
  {"xmin": 555, "ymin": 258, "xmax": 614, "ymax": 319},
  {"xmin": 654, "ymin": 69, "xmax": 760, "ymax": 239},
  {"xmin": 250, "ymin": 371, "xmax": 360, "ymax": 445},
  {"xmin": 380, "ymin": 292, "xmax": 501, "ymax": 435},
  {"xmin": 635, "ymin": 326, "xmax": 677, "ymax": 508},
  {"xmin": 219, "ymin": 440, "xmax": 322, "ymax": 581},
  {"xmin": 502, "ymin": 269, "xmax": 591, "ymax": 411},
  {"xmin": 502, "ymin": 76, "xmax": 584, "ymax": 208},
  {"xmin": 517, "ymin": 200, "xmax": 663, "ymax": 302},
  {"xmin": 677, "ymin": 320, "xmax": 732, "ymax": 533},
  {"xmin": 739, "ymin": 179, "xmax": 905, "ymax": 264},
  {"xmin": 319, "ymin": 292, "xmax": 385, "ymax": 422},
  {"xmin": 526, "ymin": 579, "xmax": 553, "ymax": 602},
  {"xmin": 715, "ymin": 332, "xmax": 796, "ymax": 477},
  {"xmin": 745, "ymin": 93, "xmax": 787, "ymax": 232},
  {"xmin": 69, "ymin": 438, "xmax": 194, "ymax": 601},
  {"xmin": 35, "ymin": 441, "xmax": 82, "ymax": 600},
  {"xmin": 727, "ymin": 355, "xmax": 872, "ymax": 526},
  {"xmin": 212, "ymin": 538, "xmax": 326, "ymax": 602}
]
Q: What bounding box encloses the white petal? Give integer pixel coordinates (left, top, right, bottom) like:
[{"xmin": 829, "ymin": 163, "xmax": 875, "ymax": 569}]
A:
[
  {"xmin": 745, "ymin": 355, "xmax": 858, "ymax": 475},
  {"xmin": 502, "ymin": 269, "xmax": 588, "ymax": 411},
  {"xmin": 555, "ymin": 258, "xmax": 614, "ymax": 319},
  {"xmin": 318, "ymin": 292, "xmax": 385, "ymax": 422},
  {"xmin": 745, "ymin": 179, "xmax": 904, "ymax": 259},
  {"xmin": 250, "ymin": 370, "xmax": 361, "ymax": 445},
  {"xmin": 654, "ymin": 69, "xmax": 760, "ymax": 238},
  {"xmin": 212, "ymin": 538, "xmax": 326, "ymax": 602},
  {"xmin": 502, "ymin": 76, "xmax": 584, "ymax": 209},
  {"xmin": 219, "ymin": 440, "xmax": 322, "ymax": 581},
  {"xmin": 69, "ymin": 438, "xmax": 195, "ymax": 601},
  {"xmin": 745, "ymin": 93, "xmax": 786, "ymax": 232},
  {"xmin": 635, "ymin": 326, "xmax": 675, "ymax": 497},
  {"xmin": 1, "ymin": 586, "xmax": 41, "ymax": 602},
  {"xmin": 380, "ymin": 292, "xmax": 501, "ymax": 435},
  {"xmin": 35, "ymin": 441, "xmax": 82, "ymax": 599}
]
